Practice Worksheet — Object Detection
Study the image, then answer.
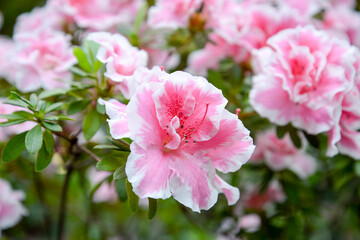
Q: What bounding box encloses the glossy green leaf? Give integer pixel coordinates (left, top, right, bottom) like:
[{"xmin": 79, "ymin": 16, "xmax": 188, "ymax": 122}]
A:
[
  {"xmin": 113, "ymin": 166, "xmax": 126, "ymax": 180},
  {"xmin": 73, "ymin": 47, "xmax": 92, "ymax": 72},
  {"xmin": 148, "ymin": 198, "xmax": 157, "ymax": 220},
  {"xmin": 1, "ymin": 132, "xmax": 27, "ymax": 162},
  {"xmin": 35, "ymin": 142, "xmax": 53, "ymax": 172},
  {"xmin": 126, "ymin": 180, "xmax": 139, "ymax": 213},
  {"xmin": 39, "ymin": 89, "xmax": 68, "ymax": 99},
  {"xmin": 115, "ymin": 179, "xmax": 127, "ymax": 202},
  {"xmin": 25, "ymin": 124, "xmax": 43, "ymax": 154},
  {"xmin": 42, "ymin": 121, "xmax": 63, "ymax": 132},
  {"xmin": 97, "ymin": 156, "xmax": 124, "ymax": 172},
  {"xmin": 67, "ymin": 100, "xmax": 91, "ymax": 115},
  {"xmin": 83, "ymin": 108, "xmax": 101, "ymax": 140}
]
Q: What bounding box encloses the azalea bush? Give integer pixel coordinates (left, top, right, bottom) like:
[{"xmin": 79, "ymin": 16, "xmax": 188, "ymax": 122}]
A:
[{"xmin": 1, "ymin": 0, "xmax": 360, "ymax": 239}]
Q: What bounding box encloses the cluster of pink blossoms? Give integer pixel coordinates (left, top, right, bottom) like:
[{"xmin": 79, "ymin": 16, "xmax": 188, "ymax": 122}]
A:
[
  {"xmin": 101, "ymin": 68, "xmax": 255, "ymax": 211},
  {"xmin": 250, "ymin": 129, "xmax": 316, "ymax": 179},
  {"xmin": 0, "ymin": 179, "xmax": 27, "ymax": 237}
]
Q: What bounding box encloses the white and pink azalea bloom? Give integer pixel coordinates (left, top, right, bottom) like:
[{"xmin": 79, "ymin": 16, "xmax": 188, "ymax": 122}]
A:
[
  {"xmin": 327, "ymin": 71, "xmax": 360, "ymax": 159},
  {"xmin": 0, "ymin": 37, "xmax": 16, "ymax": 81},
  {"xmin": 250, "ymin": 26, "xmax": 357, "ymax": 135},
  {"xmin": 251, "ymin": 129, "xmax": 316, "ymax": 179},
  {"xmin": 277, "ymin": 0, "xmax": 328, "ymax": 17},
  {"xmin": 0, "ymin": 99, "xmax": 36, "ymax": 142},
  {"xmin": 238, "ymin": 214, "xmax": 261, "ymax": 233},
  {"xmin": 102, "ymin": 69, "xmax": 255, "ymax": 212},
  {"xmin": 319, "ymin": 6, "xmax": 360, "ymax": 47},
  {"xmin": 14, "ymin": 5, "xmax": 64, "ymax": 35},
  {"xmin": 0, "ymin": 179, "xmax": 28, "ymax": 236},
  {"xmin": 188, "ymin": 2, "xmax": 303, "ymax": 75},
  {"xmin": 54, "ymin": 0, "xmax": 142, "ymax": 31},
  {"xmin": 88, "ymin": 168, "xmax": 117, "ymax": 203},
  {"xmin": 148, "ymin": 0, "xmax": 202, "ymax": 29},
  {"xmin": 87, "ymin": 32, "xmax": 148, "ymax": 84},
  {"xmin": 11, "ymin": 29, "xmax": 76, "ymax": 92},
  {"xmin": 244, "ymin": 180, "xmax": 286, "ymax": 211}
]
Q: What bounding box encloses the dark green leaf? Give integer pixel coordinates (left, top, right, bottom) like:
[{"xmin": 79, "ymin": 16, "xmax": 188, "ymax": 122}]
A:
[
  {"xmin": 67, "ymin": 100, "xmax": 91, "ymax": 115},
  {"xmin": 289, "ymin": 128, "xmax": 302, "ymax": 148},
  {"xmin": 42, "ymin": 121, "xmax": 62, "ymax": 132},
  {"xmin": 276, "ymin": 125, "xmax": 287, "ymax": 139},
  {"xmin": 39, "ymin": 89, "xmax": 68, "ymax": 99},
  {"xmin": 43, "ymin": 129, "xmax": 55, "ymax": 154},
  {"xmin": 115, "ymin": 179, "xmax": 127, "ymax": 202},
  {"xmin": 73, "ymin": 47, "xmax": 92, "ymax": 72},
  {"xmin": 0, "ymin": 119, "xmax": 27, "ymax": 127},
  {"xmin": 44, "ymin": 102, "xmax": 63, "ymax": 113},
  {"xmin": 25, "ymin": 125, "xmax": 43, "ymax": 154},
  {"xmin": 148, "ymin": 198, "xmax": 157, "ymax": 220},
  {"xmin": 35, "ymin": 142, "xmax": 53, "ymax": 172},
  {"xmin": 9, "ymin": 91, "xmax": 31, "ymax": 106},
  {"xmin": 97, "ymin": 156, "xmax": 124, "ymax": 172},
  {"xmin": 4, "ymin": 99, "xmax": 28, "ymax": 108},
  {"xmin": 1, "ymin": 132, "xmax": 27, "ymax": 162},
  {"xmin": 83, "ymin": 108, "xmax": 101, "ymax": 140},
  {"xmin": 126, "ymin": 180, "xmax": 139, "ymax": 213},
  {"xmin": 113, "ymin": 166, "xmax": 126, "ymax": 180}
]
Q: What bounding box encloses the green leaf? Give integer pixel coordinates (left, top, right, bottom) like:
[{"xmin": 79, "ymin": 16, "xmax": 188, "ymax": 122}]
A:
[
  {"xmin": 109, "ymin": 138, "xmax": 131, "ymax": 152},
  {"xmin": 70, "ymin": 66, "xmax": 88, "ymax": 77},
  {"xmin": 43, "ymin": 129, "xmax": 55, "ymax": 154},
  {"xmin": 44, "ymin": 115, "xmax": 74, "ymax": 121},
  {"xmin": 289, "ymin": 128, "xmax": 302, "ymax": 148},
  {"xmin": 97, "ymin": 156, "xmax": 124, "ymax": 172},
  {"xmin": 96, "ymin": 101, "xmax": 106, "ymax": 114},
  {"xmin": 35, "ymin": 142, "xmax": 53, "ymax": 172},
  {"xmin": 276, "ymin": 125, "xmax": 287, "ymax": 139},
  {"xmin": 9, "ymin": 91, "xmax": 31, "ymax": 106},
  {"xmin": 29, "ymin": 94, "xmax": 38, "ymax": 107},
  {"xmin": 134, "ymin": 2, "xmax": 148, "ymax": 32},
  {"xmin": 13, "ymin": 111, "xmax": 34, "ymax": 119},
  {"xmin": 113, "ymin": 166, "xmax": 126, "ymax": 180},
  {"xmin": 148, "ymin": 198, "xmax": 157, "ymax": 220},
  {"xmin": 126, "ymin": 180, "xmax": 139, "ymax": 213},
  {"xmin": 93, "ymin": 145, "xmax": 120, "ymax": 150},
  {"xmin": 42, "ymin": 121, "xmax": 63, "ymax": 132},
  {"xmin": 115, "ymin": 179, "xmax": 127, "ymax": 202},
  {"xmin": 83, "ymin": 108, "xmax": 101, "ymax": 140},
  {"xmin": 73, "ymin": 47, "xmax": 92, "ymax": 72},
  {"xmin": 4, "ymin": 99, "xmax": 28, "ymax": 108},
  {"xmin": 44, "ymin": 102, "xmax": 63, "ymax": 113},
  {"xmin": 355, "ymin": 162, "xmax": 360, "ymax": 177},
  {"xmin": 0, "ymin": 113, "xmax": 27, "ymax": 121},
  {"xmin": 0, "ymin": 119, "xmax": 27, "ymax": 127},
  {"xmin": 25, "ymin": 125, "xmax": 43, "ymax": 154},
  {"xmin": 39, "ymin": 89, "xmax": 68, "ymax": 99},
  {"xmin": 1, "ymin": 132, "xmax": 27, "ymax": 162},
  {"xmin": 67, "ymin": 100, "xmax": 91, "ymax": 115}
]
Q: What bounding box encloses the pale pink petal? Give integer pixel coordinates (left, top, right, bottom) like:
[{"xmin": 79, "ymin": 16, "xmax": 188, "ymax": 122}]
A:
[
  {"xmin": 214, "ymin": 174, "xmax": 240, "ymax": 205},
  {"xmin": 169, "ymin": 151, "xmax": 218, "ymax": 212},
  {"xmin": 126, "ymin": 143, "xmax": 171, "ymax": 199}
]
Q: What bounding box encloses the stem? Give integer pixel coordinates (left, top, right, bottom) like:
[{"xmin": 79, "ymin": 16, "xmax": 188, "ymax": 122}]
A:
[
  {"xmin": 56, "ymin": 153, "xmax": 77, "ymax": 240},
  {"xmin": 33, "ymin": 172, "xmax": 52, "ymax": 239},
  {"xmin": 77, "ymin": 145, "xmax": 101, "ymax": 162}
]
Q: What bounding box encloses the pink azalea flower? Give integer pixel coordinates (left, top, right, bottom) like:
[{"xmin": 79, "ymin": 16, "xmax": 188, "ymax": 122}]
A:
[
  {"xmin": 0, "ymin": 37, "xmax": 16, "ymax": 81},
  {"xmin": 148, "ymin": 0, "xmax": 202, "ymax": 29},
  {"xmin": 88, "ymin": 168, "xmax": 117, "ymax": 203},
  {"xmin": 11, "ymin": 29, "xmax": 76, "ymax": 92},
  {"xmin": 251, "ymin": 129, "xmax": 316, "ymax": 179},
  {"xmin": 327, "ymin": 69, "xmax": 360, "ymax": 159},
  {"xmin": 0, "ymin": 99, "xmax": 36, "ymax": 142},
  {"xmin": 238, "ymin": 214, "xmax": 261, "ymax": 233},
  {"xmin": 320, "ymin": 6, "xmax": 360, "ymax": 47},
  {"xmin": 250, "ymin": 26, "xmax": 356, "ymax": 134},
  {"xmin": 244, "ymin": 180, "xmax": 286, "ymax": 211},
  {"xmin": 54, "ymin": 0, "xmax": 142, "ymax": 30},
  {"xmin": 0, "ymin": 179, "xmax": 28, "ymax": 235},
  {"xmin": 102, "ymin": 69, "xmax": 255, "ymax": 211},
  {"xmin": 87, "ymin": 32, "xmax": 148, "ymax": 84},
  {"xmin": 188, "ymin": 2, "xmax": 303, "ymax": 75},
  {"xmin": 14, "ymin": 5, "xmax": 64, "ymax": 35}
]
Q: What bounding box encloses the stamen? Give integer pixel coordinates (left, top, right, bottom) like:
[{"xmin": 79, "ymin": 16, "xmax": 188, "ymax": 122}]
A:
[
  {"xmin": 160, "ymin": 66, "xmax": 165, "ymax": 71},
  {"xmin": 185, "ymin": 140, "xmax": 189, "ymax": 143},
  {"xmin": 198, "ymin": 103, "xmax": 209, "ymax": 127},
  {"xmin": 181, "ymin": 124, "xmax": 184, "ymax": 128},
  {"xmin": 236, "ymin": 108, "xmax": 241, "ymax": 116},
  {"xmin": 194, "ymin": 140, "xmax": 197, "ymax": 143}
]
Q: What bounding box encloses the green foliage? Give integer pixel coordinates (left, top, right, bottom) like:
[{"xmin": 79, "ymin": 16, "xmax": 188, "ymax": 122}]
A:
[
  {"xmin": 25, "ymin": 124, "xmax": 43, "ymax": 154},
  {"xmin": 126, "ymin": 180, "xmax": 139, "ymax": 213},
  {"xmin": 1, "ymin": 132, "xmax": 27, "ymax": 162},
  {"xmin": 83, "ymin": 108, "xmax": 102, "ymax": 140}
]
